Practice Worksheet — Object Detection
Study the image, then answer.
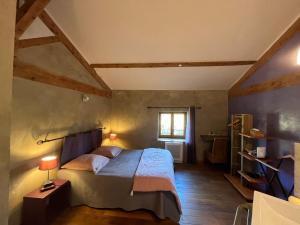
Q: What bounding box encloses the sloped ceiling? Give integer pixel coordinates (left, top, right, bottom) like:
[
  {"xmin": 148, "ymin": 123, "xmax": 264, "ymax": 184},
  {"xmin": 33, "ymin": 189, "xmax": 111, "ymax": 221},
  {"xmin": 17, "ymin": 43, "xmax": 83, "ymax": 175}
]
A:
[
  {"xmin": 20, "ymin": 17, "xmax": 54, "ymax": 39},
  {"xmin": 23, "ymin": 0, "xmax": 300, "ymax": 90}
]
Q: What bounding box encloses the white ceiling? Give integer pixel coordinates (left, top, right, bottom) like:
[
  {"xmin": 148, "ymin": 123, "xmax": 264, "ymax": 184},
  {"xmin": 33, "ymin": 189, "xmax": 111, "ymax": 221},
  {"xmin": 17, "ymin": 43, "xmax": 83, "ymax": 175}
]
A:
[
  {"xmin": 96, "ymin": 66, "xmax": 251, "ymax": 90},
  {"xmin": 20, "ymin": 17, "xmax": 54, "ymax": 39},
  {"xmin": 22, "ymin": 0, "xmax": 300, "ymax": 90}
]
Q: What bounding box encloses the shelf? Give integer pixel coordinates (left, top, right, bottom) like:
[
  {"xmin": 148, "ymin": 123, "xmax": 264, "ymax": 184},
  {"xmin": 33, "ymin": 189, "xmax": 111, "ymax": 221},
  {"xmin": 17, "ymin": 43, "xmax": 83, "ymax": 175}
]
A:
[
  {"xmin": 255, "ymin": 158, "xmax": 279, "ymax": 172},
  {"xmin": 224, "ymin": 174, "xmax": 253, "ymax": 201},
  {"xmin": 239, "ymin": 151, "xmax": 278, "ymax": 171},
  {"xmin": 238, "ymin": 171, "xmax": 267, "ymax": 184},
  {"xmin": 238, "ymin": 151, "xmax": 273, "ymax": 163},
  {"xmin": 239, "ymin": 133, "xmax": 268, "ymax": 139},
  {"xmin": 238, "ymin": 151, "xmax": 256, "ymax": 161}
]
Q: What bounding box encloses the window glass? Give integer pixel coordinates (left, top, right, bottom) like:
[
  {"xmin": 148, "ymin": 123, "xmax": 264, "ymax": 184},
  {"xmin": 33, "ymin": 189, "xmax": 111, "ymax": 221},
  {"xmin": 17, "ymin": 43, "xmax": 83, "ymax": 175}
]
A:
[
  {"xmin": 160, "ymin": 113, "xmax": 172, "ymax": 136},
  {"xmin": 159, "ymin": 112, "xmax": 186, "ymax": 138},
  {"xmin": 173, "ymin": 113, "xmax": 185, "ymax": 136}
]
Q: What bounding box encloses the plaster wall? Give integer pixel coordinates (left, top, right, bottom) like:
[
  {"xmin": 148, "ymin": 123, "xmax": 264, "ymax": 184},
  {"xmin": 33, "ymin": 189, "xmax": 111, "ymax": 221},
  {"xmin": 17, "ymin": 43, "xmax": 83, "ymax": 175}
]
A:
[
  {"xmin": 0, "ymin": 1, "xmax": 16, "ymax": 225},
  {"xmin": 9, "ymin": 44, "xmax": 111, "ymax": 225},
  {"xmin": 16, "ymin": 42, "xmax": 103, "ymax": 89},
  {"xmin": 111, "ymin": 90, "xmax": 228, "ymax": 162}
]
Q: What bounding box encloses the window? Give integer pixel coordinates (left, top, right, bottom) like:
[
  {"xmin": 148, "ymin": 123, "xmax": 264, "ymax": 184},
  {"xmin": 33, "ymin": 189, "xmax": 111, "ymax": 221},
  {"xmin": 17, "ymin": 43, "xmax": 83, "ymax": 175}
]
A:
[{"xmin": 159, "ymin": 112, "xmax": 187, "ymax": 139}]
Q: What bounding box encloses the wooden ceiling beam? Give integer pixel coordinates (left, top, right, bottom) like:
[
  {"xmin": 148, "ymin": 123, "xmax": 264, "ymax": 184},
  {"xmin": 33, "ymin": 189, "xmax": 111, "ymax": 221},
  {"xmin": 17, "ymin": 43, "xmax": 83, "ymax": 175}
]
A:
[
  {"xmin": 90, "ymin": 61, "xmax": 256, "ymax": 68},
  {"xmin": 15, "ymin": 36, "xmax": 59, "ymax": 48},
  {"xmin": 16, "ymin": 0, "xmax": 35, "ymax": 22},
  {"xmin": 39, "ymin": 10, "xmax": 111, "ymax": 91},
  {"xmin": 229, "ymin": 17, "xmax": 300, "ymax": 96},
  {"xmin": 230, "ymin": 72, "xmax": 300, "ymax": 97},
  {"xmin": 15, "ymin": 0, "xmax": 51, "ymax": 39},
  {"xmin": 14, "ymin": 60, "xmax": 112, "ymax": 98}
]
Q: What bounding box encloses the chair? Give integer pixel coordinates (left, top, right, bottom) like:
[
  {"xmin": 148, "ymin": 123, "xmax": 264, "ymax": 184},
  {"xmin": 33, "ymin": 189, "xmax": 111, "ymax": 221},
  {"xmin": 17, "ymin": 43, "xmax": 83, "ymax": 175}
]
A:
[
  {"xmin": 206, "ymin": 137, "xmax": 228, "ymax": 164},
  {"xmin": 233, "ymin": 203, "xmax": 252, "ymax": 225}
]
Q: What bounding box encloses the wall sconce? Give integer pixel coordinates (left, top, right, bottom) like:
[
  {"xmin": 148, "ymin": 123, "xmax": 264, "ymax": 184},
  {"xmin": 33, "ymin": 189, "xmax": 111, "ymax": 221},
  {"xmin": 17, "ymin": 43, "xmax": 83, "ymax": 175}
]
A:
[{"xmin": 297, "ymin": 48, "xmax": 300, "ymax": 65}]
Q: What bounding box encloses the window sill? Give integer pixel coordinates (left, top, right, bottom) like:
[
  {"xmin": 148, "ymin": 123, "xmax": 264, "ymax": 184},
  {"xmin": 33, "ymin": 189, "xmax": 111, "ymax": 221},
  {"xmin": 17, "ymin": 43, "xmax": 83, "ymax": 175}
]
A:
[{"xmin": 157, "ymin": 138, "xmax": 186, "ymax": 143}]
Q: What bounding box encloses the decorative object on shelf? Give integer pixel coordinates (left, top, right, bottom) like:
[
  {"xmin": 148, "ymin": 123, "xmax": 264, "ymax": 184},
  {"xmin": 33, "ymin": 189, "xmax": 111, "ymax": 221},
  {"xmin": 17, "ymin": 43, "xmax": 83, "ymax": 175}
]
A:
[
  {"xmin": 256, "ymin": 147, "xmax": 267, "ymax": 158},
  {"xmin": 250, "ymin": 128, "xmax": 265, "ymax": 139},
  {"xmin": 39, "ymin": 155, "xmax": 58, "ymax": 191}
]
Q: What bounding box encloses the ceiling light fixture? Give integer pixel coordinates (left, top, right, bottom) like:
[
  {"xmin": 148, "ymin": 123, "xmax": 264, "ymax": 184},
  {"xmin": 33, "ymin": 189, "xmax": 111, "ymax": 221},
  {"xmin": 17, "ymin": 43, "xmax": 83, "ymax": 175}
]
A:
[{"xmin": 178, "ymin": 64, "xmax": 183, "ymax": 67}]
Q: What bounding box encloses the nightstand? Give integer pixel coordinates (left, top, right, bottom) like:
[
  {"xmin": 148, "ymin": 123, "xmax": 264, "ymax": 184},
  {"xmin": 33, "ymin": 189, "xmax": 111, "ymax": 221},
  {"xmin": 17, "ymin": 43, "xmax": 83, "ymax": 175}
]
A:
[{"xmin": 22, "ymin": 179, "xmax": 71, "ymax": 225}]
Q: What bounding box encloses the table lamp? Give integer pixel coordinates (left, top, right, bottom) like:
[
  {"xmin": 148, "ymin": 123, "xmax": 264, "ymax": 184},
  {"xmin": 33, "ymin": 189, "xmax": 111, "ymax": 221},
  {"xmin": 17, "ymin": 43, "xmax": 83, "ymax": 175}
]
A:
[
  {"xmin": 39, "ymin": 155, "xmax": 58, "ymax": 191},
  {"xmin": 109, "ymin": 133, "xmax": 117, "ymax": 141}
]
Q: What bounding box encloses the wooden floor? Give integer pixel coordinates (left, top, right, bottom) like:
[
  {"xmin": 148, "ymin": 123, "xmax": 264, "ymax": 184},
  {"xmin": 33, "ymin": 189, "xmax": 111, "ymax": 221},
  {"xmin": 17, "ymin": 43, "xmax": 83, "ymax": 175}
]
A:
[{"xmin": 52, "ymin": 164, "xmax": 245, "ymax": 225}]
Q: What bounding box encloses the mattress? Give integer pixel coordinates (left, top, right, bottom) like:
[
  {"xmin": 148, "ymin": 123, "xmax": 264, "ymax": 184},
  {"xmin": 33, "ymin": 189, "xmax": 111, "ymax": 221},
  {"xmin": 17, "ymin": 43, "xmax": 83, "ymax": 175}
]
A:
[{"xmin": 57, "ymin": 149, "xmax": 181, "ymax": 222}]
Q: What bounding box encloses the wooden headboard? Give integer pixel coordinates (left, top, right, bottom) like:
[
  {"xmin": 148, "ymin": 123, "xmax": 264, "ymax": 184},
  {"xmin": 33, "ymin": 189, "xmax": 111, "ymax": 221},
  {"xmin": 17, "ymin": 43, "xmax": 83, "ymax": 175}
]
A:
[{"xmin": 60, "ymin": 129, "xmax": 102, "ymax": 166}]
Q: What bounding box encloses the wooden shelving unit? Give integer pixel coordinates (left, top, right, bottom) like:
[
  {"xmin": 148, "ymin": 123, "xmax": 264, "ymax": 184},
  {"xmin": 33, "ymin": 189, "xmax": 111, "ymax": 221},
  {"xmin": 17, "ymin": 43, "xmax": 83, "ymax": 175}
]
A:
[
  {"xmin": 225, "ymin": 114, "xmax": 257, "ymax": 201},
  {"xmin": 237, "ymin": 170, "xmax": 267, "ymax": 184},
  {"xmin": 224, "ymin": 174, "xmax": 254, "ymax": 201},
  {"xmin": 226, "ymin": 120, "xmax": 295, "ymax": 200},
  {"xmin": 228, "ymin": 114, "xmax": 253, "ymax": 175}
]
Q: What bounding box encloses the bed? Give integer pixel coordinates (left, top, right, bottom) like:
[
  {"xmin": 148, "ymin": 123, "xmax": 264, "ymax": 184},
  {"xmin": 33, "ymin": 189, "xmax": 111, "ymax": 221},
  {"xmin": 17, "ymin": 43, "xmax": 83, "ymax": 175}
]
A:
[{"xmin": 57, "ymin": 129, "xmax": 181, "ymax": 222}]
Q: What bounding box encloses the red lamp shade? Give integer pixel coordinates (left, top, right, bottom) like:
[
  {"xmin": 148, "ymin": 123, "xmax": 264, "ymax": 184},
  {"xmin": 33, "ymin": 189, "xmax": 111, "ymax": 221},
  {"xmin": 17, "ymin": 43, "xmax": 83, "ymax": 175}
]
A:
[
  {"xmin": 109, "ymin": 133, "xmax": 117, "ymax": 140},
  {"xmin": 39, "ymin": 156, "xmax": 58, "ymax": 171}
]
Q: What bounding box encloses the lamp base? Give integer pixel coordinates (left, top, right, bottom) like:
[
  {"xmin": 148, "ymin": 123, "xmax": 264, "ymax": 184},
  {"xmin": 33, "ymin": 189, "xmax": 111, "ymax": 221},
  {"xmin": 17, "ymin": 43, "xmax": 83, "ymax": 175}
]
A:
[
  {"xmin": 40, "ymin": 184, "xmax": 55, "ymax": 192},
  {"xmin": 43, "ymin": 179, "xmax": 55, "ymax": 187},
  {"xmin": 40, "ymin": 180, "xmax": 55, "ymax": 192}
]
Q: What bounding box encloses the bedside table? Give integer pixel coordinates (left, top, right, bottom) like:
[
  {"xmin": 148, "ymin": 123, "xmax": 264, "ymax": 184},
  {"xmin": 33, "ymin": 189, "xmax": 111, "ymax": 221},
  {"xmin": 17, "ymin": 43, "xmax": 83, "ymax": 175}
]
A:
[{"xmin": 22, "ymin": 179, "xmax": 71, "ymax": 225}]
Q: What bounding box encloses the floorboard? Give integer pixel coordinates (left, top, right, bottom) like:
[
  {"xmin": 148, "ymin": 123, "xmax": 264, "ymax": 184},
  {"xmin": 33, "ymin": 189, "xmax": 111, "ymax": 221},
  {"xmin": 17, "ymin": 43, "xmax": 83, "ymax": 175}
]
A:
[{"xmin": 52, "ymin": 164, "xmax": 245, "ymax": 225}]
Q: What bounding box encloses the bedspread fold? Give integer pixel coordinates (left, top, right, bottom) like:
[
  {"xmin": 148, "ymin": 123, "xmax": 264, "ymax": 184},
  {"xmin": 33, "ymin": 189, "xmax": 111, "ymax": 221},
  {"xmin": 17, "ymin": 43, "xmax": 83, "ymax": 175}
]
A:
[{"xmin": 132, "ymin": 148, "xmax": 182, "ymax": 212}]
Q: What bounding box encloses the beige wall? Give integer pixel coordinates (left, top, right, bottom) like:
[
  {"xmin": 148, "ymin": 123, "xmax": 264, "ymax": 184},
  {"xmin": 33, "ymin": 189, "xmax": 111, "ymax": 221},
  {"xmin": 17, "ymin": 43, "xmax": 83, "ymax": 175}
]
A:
[
  {"xmin": 9, "ymin": 44, "xmax": 111, "ymax": 225},
  {"xmin": 295, "ymin": 143, "xmax": 300, "ymax": 197},
  {"xmin": 110, "ymin": 90, "xmax": 228, "ymax": 161},
  {"xmin": 0, "ymin": 1, "xmax": 16, "ymax": 225}
]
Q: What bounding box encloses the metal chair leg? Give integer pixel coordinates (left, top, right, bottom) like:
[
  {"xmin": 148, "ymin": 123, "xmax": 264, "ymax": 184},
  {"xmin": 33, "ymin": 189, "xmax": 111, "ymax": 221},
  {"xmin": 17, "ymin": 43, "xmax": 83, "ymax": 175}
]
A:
[{"xmin": 233, "ymin": 203, "xmax": 253, "ymax": 225}]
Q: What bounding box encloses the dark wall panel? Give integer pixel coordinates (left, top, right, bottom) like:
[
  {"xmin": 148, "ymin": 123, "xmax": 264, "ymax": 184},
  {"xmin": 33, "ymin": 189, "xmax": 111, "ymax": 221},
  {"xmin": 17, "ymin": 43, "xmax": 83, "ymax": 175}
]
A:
[{"xmin": 229, "ymin": 32, "xmax": 300, "ymax": 197}]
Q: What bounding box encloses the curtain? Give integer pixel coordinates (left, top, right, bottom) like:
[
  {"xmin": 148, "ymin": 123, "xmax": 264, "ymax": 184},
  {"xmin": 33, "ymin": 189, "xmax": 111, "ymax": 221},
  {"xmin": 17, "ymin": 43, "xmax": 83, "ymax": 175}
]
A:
[{"xmin": 186, "ymin": 106, "xmax": 197, "ymax": 164}]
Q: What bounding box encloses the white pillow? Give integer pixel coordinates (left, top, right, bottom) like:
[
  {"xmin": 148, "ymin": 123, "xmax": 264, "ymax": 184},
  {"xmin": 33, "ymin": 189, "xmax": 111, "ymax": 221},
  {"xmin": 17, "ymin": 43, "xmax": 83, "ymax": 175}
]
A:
[
  {"xmin": 92, "ymin": 146, "xmax": 122, "ymax": 158},
  {"xmin": 61, "ymin": 154, "xmax": 109, "ymax": 174}
]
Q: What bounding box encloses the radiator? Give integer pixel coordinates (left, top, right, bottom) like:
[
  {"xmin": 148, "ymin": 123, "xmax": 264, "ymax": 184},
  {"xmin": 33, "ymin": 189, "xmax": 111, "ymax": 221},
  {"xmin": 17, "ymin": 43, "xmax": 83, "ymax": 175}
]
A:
[{"xmin": 165, "ymin": 142, "xmax": 184, "ymax": 163}]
